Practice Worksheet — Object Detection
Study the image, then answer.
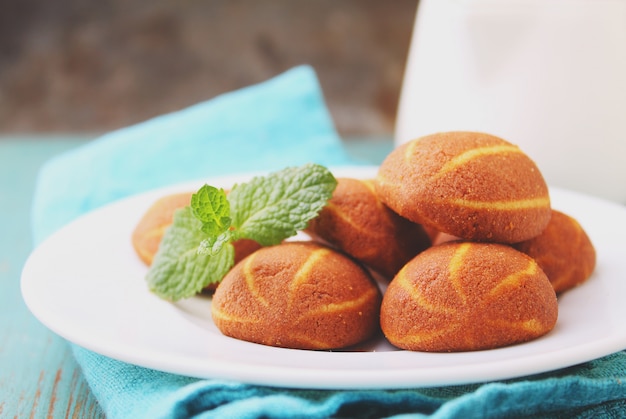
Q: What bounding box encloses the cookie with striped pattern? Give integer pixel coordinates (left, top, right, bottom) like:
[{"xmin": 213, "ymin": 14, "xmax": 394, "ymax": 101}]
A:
[
  {"xmin": 306, "ymin": 177, "xmax": 431, "ymax": 279},
  {"xmin": 131, "ymin": 191, "xmax": 261, "ymax": 292},
  {"xmin": 380, "ymin": 241, "xmax": 558, "ymax": 352},
  {"xmin": 375, "ymin": 132, "xmax": 552, "ymax": 243},
  {"xmin": 513, "ymin": 210, "xmax": 596, "ymax": 293},
  {"xmin": 132, "ymin": 192, "xmax": 261, "ymax": 267},
  {"xmin": 211, "ymin": 241, "xmax": 382, "ymax": 350}
]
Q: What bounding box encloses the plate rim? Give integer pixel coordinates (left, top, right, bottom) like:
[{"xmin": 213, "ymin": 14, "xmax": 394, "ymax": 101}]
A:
[{"xmin": 21, "ymin": 165, "xmax": 626, "ymax": 389}]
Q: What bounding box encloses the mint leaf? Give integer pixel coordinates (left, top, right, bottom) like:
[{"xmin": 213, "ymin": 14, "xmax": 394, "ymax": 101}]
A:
[
  {"xmin": 229, "ymin": 163, "xmax": 337, "ymax": 246},
  {"xmin": 190, "ymin": 185, "xmax": 231, "ymax": 236},
  {"xmin": 145, "ymin": 163, "xmax": 337, "ymax": 301},
  {"xmin": 147, "ymin": 206, "xmax": 235, "ymax": 301},
  {"xmin": 197, "ymin": 230, "xmax": 232, "ymax": 256}
]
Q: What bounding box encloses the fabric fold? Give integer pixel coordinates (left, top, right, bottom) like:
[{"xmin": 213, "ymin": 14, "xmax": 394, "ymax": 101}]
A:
[{"xmin": 31, "ymin": 65, "xmax": 352, "ymax": 245}]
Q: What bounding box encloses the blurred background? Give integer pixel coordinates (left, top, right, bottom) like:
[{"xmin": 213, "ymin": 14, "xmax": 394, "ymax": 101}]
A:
[{"xmin": 0, "ymin": 0, "xmax": 419, "ymax": 139}]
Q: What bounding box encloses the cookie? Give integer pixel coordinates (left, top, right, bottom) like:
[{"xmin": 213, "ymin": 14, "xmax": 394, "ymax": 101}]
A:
[
  {"xmin": 375, "ymin": 132, "xmax": 551, "ymax": 243},
  {"xmin": 132, "ymin": 192, "xmax": 195, "ymax": 265},
  {"xmin": 212, "ymin": 241, "xmax": 382, "ymax": 350},
  {"xmin": 306, "ymin": 177, "xmax": 431, "ymax": 278},
  {"xmin": 513, "ymin": 210, "xmax": 596, "ymax": 293},
  {"xmin": 132, "ymin": 191, "xmax": 261, "ymax": 267},
  {"xmin": 380, "ymin": 242, "xmax": 558, "ymax": 352}
]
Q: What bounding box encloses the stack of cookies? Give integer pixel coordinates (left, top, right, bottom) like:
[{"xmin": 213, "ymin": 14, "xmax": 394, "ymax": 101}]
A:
[
  {"xmin": 306, "ymin": 131, "xmax": 595, "ymax": 352},
  {"xmin": 132, "ymin": 131, "xmax": 596, "ymax": 352}
]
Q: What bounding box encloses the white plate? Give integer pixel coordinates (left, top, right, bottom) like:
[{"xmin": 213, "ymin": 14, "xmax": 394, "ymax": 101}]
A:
[{"xmin": 21, "ymin": 166, "xmax": 626, "ymax": 389}]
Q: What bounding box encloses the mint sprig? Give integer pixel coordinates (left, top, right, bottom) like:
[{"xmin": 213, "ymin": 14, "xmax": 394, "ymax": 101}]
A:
[
  {"xmin": 229, "ymin": 164, "xmax": 338, "ymax": 246},
  {"xmin": 191, "ymin": 185, "xmax": 233, "ymax": 256},
  {"xmin": 190, "ymin": 185, "xmax": 231, "ymax": 237},
  {"xmin": 146, "ymin": 163, "xmax": 337, "ymax": 301},
  {"xmin": 146, "ymin": 206, "xmax": 235, "ymax": 301}
]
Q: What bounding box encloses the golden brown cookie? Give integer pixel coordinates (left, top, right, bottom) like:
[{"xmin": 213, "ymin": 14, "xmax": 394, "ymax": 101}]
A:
[
  {"xmin": 513, "ymin": 210, "xmax": 596, "ymax": 294},
  {"xmin": 132, "ymin": 191, "xmax": 261, "ymax": 267},
  {"xmin": 211, "ymin": 241, "xmax": 382, "ymax": 350},
  {"xmin": 132, "ymin": 192, "xmax": 195, "ymax": 265},
  {"xmin": 375, "ymin": 132, "xmax": 552, "ymax": 243},
  {"xmin": 306, "ymin": 177, "xmax": 431, "ymax": 278},
  {"xmin": 380, "ymin": 242, "xmax": 558, "ymax": 352}
]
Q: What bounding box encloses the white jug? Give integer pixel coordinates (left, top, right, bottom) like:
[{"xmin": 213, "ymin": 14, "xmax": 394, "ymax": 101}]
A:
[{"xmin": 395, "ymin": 0, "xmax": 626, "ymax": 203}]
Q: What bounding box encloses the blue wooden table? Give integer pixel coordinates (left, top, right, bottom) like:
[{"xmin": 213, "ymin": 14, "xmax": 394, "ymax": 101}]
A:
[
  {"xmin": 0, "ymin": 135, "xmax": 393, "ymax": 418},
  {"xmin": 0, "ymin": 136, "xmax": 104, "ymax": 418}
]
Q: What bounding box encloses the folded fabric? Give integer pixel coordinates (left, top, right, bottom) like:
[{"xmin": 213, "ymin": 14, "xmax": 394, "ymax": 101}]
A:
[
  {"xmin": 31, "ymin": 65, "xmax": 626, "ymax": 418},
  {"xmin": 31, "ymin": 65, "xmax": 352, "ymax": 245}
]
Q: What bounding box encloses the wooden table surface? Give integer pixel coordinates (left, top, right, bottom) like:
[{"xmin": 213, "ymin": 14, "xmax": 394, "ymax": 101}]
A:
[{"xmin": 0, "ymin": 135, "xmax": 393, "ymax": 418}]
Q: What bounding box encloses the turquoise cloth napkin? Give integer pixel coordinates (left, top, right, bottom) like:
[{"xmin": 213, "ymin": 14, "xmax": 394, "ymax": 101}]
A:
[{"xmin": 31, "ymin": 66, "xmax": 626, "ymax": 418}]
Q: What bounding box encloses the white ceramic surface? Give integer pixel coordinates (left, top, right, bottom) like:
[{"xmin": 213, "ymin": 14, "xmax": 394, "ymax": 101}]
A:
[{"xmin": 22, "ymin": 166, "xmax": 626, "ymax": 389}]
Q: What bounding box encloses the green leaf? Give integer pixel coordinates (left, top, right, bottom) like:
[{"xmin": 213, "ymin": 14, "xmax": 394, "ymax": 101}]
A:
[
  {"xmin": 197, "ymin": 230, "xmax": 233, "ymax": 256},
  {"xmin": 146, "ymin": 206, "xmax": 235, "ymax": 301},
  {"xmin": 144, "ymin": 163, "xmax": 337, "ymax": 301},
  {"xmin": 190, "ymin": 185, "xmax": 231, "ymax": 236},
  {"xmin": 229, "ymin": 163, "xmax": 337, "ymax": 246}
]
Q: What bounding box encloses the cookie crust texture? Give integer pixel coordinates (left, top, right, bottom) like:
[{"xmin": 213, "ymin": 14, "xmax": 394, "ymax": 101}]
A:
[
  {"xmin": 380, "ymin": 242, "xmax": 558, "ymax": 352},
  {"xmin": 132, "ymin": 192, "xmax": 194, "ymax": 265},
  {"xmin": 131, "ymin": 191, "xmax": 261, "ymax": 267},
  {"xmin": 375, "ymin": 132, "xmax": 552, "ymax": 243},
  {"xmin": 514, "ymin": 210, "xmax": 596, "ymax": 293},
  {"xmin": 306, "ymin": 177, "xmax": 431, "ymax": 279},
  {"xmin": 211, "ymin": 241, "xmax": 382, "ymax": 350}
]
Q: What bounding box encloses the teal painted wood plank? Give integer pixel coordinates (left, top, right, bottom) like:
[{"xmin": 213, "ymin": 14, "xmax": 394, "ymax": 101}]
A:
[{"xmin": 0, "ymin": 137, "xmax": 105, "ymax": 419}]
